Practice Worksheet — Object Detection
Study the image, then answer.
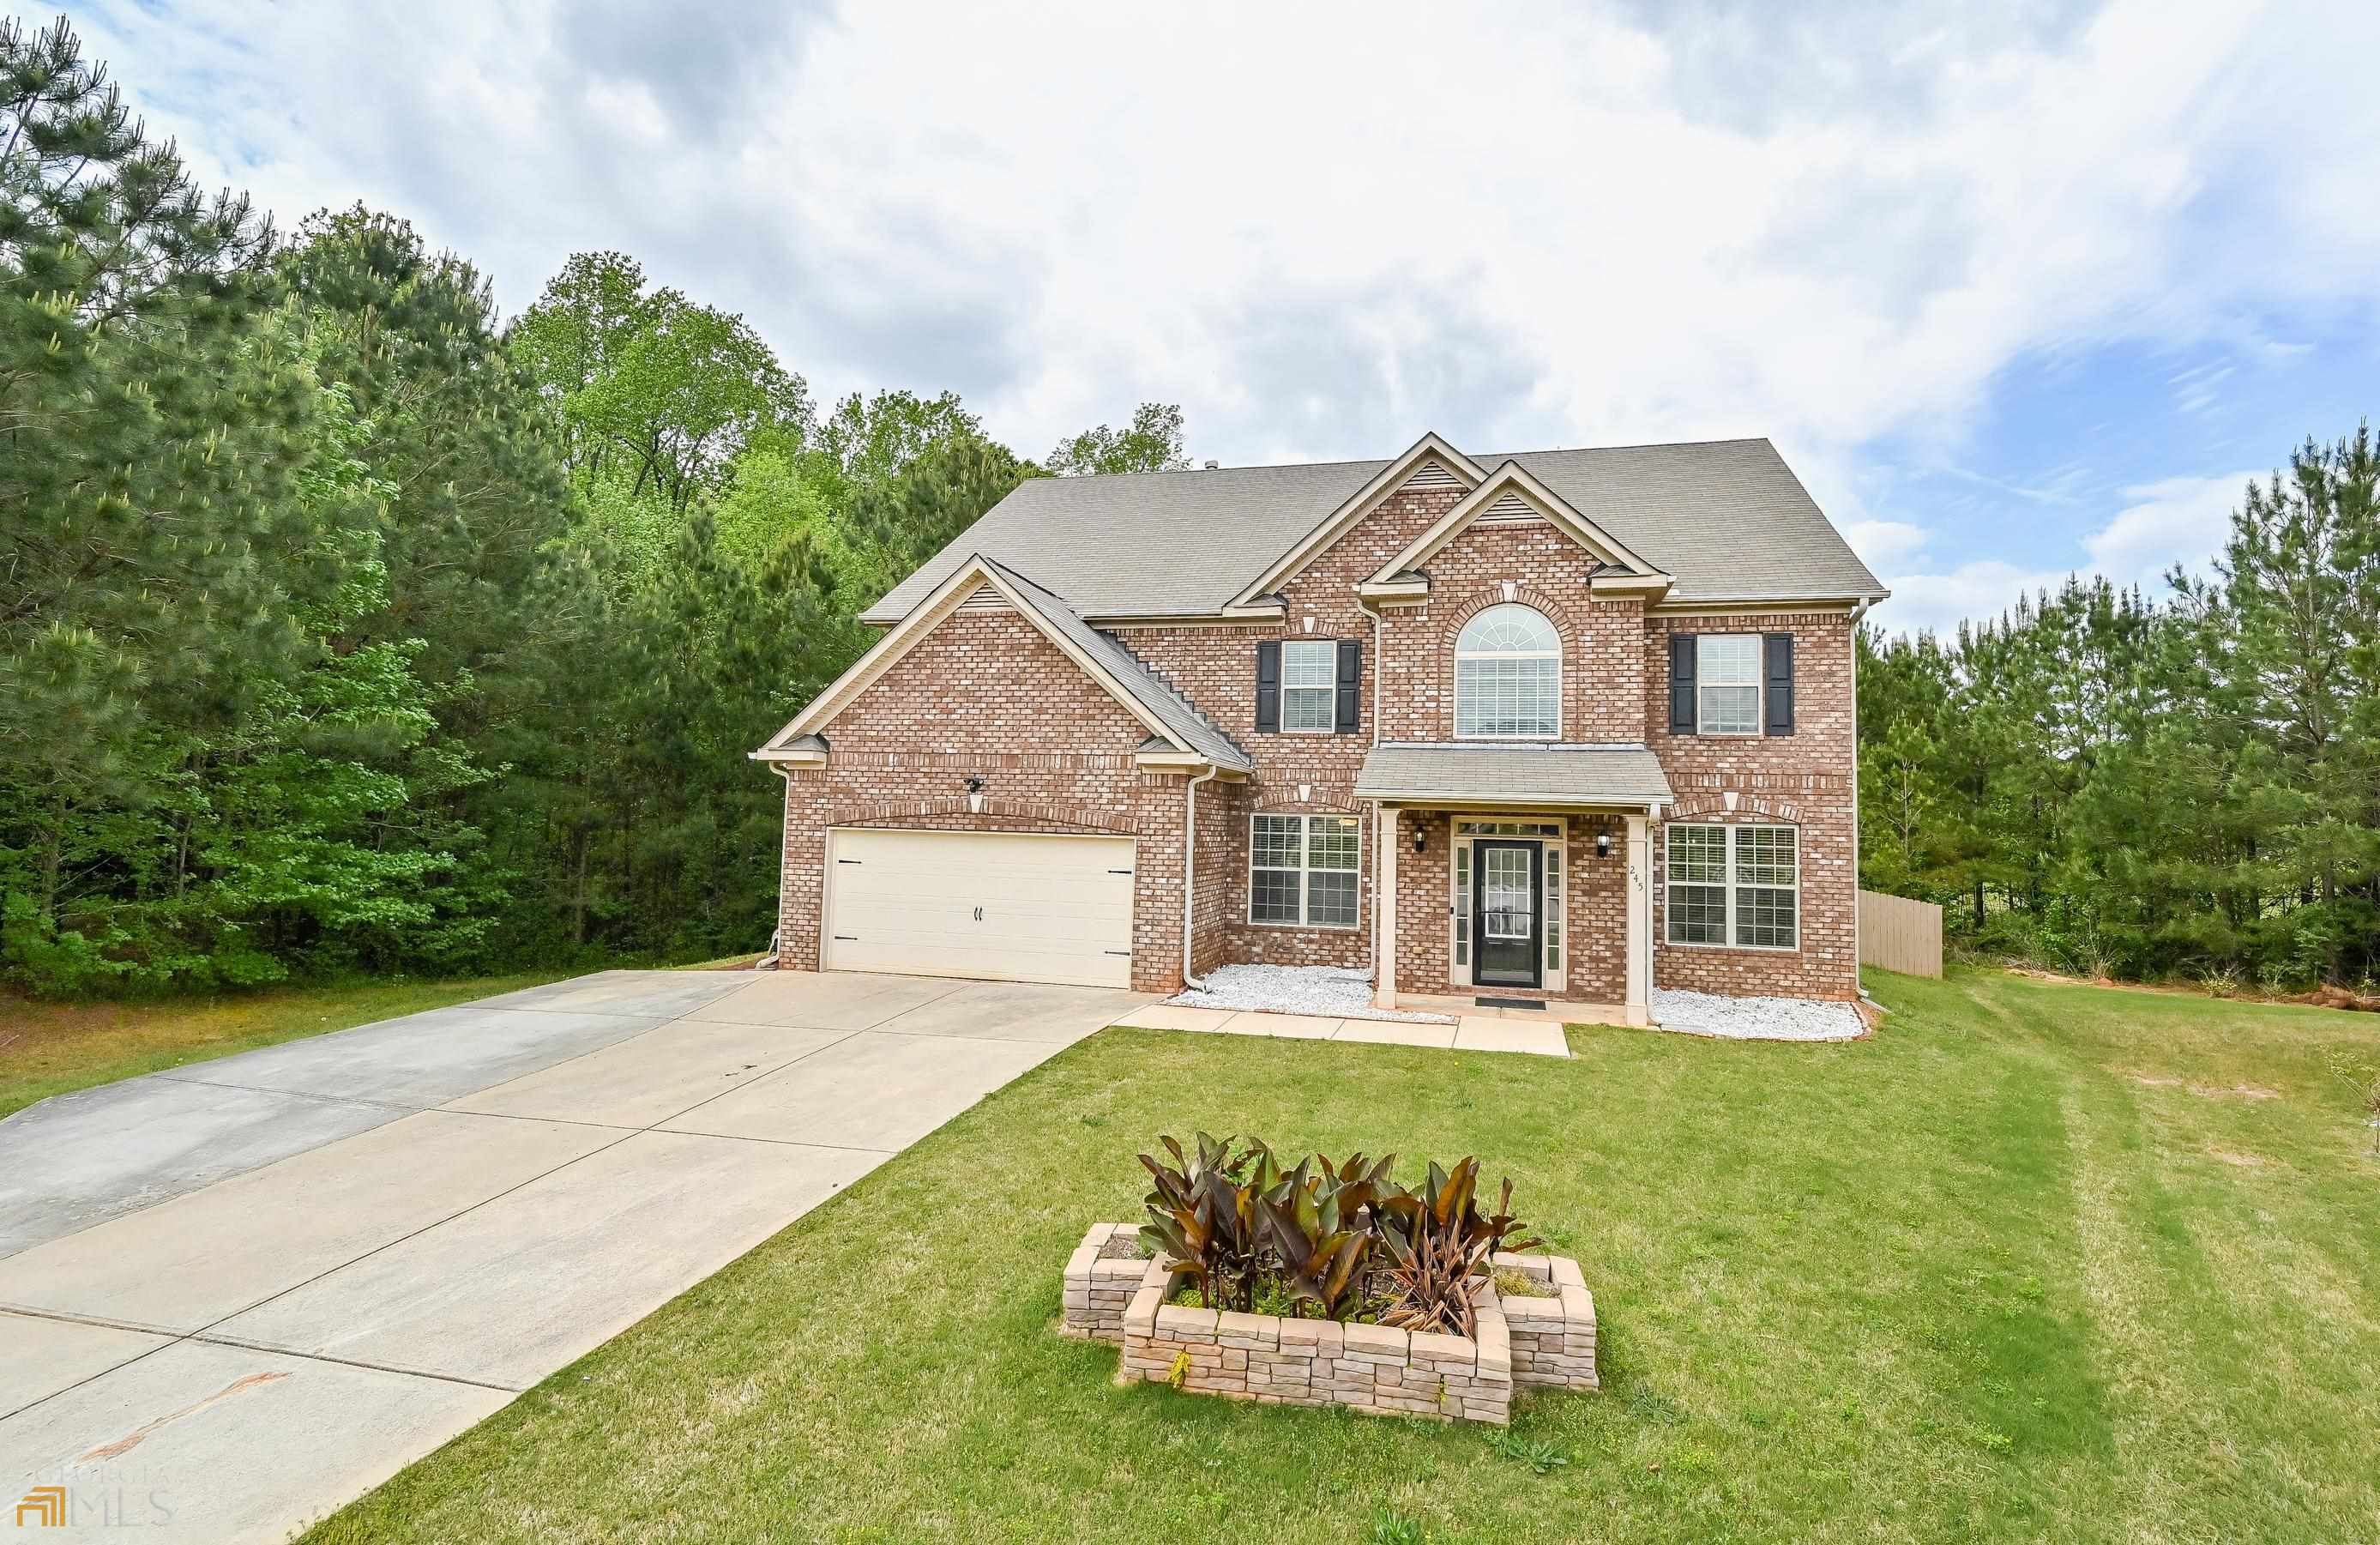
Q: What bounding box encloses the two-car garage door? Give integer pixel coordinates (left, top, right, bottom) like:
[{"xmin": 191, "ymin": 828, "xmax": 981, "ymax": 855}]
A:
[{"xmin": 821, "ymin": 828, "xmax": 1137, "ymax": 988}]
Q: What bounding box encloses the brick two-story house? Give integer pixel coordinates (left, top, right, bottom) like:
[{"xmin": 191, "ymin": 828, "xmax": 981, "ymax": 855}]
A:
[{"xmin": 754, "ymin": 432, "xmax": 1887, "ymax": 1023}]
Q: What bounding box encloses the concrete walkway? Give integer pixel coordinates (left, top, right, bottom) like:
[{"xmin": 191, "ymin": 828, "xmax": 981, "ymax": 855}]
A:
[
  {"xmin": 0, "ymin": 969, "xmax": 1148, "ymax": 1542},
  {"xmin": 1111, "ymin": 1004, "xmax": 1572, "ymax": 1057}
]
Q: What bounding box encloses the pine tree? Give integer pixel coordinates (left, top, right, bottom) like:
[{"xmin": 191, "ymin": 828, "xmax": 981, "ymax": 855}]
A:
[{"xmin": 0, "ymin": 17, "xmax": 340, "ymax": 981}]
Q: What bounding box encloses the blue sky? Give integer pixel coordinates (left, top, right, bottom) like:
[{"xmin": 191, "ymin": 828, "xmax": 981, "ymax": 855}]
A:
[{"xmin": 54, "ymin": 0, "xmax": 2380, "ymax": 637}]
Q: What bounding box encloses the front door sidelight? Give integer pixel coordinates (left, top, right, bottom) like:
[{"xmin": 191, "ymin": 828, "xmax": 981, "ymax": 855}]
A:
[{"xmin": 1472, "ymin": 840, "xmax": 1542, "ymax": 988}]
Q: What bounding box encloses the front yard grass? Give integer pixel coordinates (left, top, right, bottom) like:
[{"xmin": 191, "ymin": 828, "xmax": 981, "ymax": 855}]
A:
[
  {"xmin": 0, "ymin": 972, "xmax": 571, "ymax": 1119},
  {"xmin": 308, "ymin": 969, "xmax": 2380, "ymax": 1543}
]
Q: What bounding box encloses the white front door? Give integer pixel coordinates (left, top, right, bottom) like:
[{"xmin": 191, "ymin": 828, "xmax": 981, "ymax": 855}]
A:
[{"xmin": 822, "ymin": 828, "xmax": 1136, "ymax": 988}]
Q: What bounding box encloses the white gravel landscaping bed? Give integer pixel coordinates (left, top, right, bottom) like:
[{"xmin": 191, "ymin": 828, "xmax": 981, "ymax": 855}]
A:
[
  {"xmin": 1168, "ymin": 964, "xmax": 1455, "ymax": 1023},
  {"xmin": 1652, "ymin": 987, "xmax": 1864, "ymax": 1041}
]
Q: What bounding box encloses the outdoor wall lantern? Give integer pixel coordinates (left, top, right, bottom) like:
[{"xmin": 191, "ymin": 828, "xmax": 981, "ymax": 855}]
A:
[
  {"xmin": 1413, "ymin": 828, "xmax": 1426, "ymax": 854},
  {"xmin": 965, "ymin": 775, "xmax": 986, "ymax": 814},
  {"xmin": 1595, "ymin": 830, "xmax": 1613, "ymax": 860}
]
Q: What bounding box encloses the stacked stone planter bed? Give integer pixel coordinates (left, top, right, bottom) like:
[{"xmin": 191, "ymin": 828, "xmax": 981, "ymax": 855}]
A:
[{"xmin": 1060, "ymin": 1222, "xmax": 1598, "ymax": 1426}]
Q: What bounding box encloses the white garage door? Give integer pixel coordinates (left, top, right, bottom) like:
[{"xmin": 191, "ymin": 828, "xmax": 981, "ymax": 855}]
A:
[{"xmin": 822, "ymin": 828, "xmax": 1137, "ymax": 988}]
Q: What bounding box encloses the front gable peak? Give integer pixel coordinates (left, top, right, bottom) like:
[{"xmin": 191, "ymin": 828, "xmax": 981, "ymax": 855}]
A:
[
  {"xmin": 1364, "ymin": 461, "xmax": 1674, "ymax": 600},
  {"xmin": 1226, "ymin": 432, "xmax": 1486, "ymax": 608}
]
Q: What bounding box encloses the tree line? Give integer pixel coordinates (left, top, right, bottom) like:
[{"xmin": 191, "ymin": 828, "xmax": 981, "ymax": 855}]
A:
[
  {"xmin": 1859, "ymin": 426, "xmax": 2380, "ymax": 991},
  {"xmin": 0, "ymin": 18, "xmax": 1189, "ymax": 993}
]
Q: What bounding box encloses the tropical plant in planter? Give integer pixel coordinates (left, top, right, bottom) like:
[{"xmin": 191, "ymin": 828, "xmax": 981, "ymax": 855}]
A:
[
  {"xmin": 1376, "ymin": 1158, "xmax": 1539, "ymax": 1337},
  {"xmin": 1258, "ymin": 1151, "xmax": 1396, "ymax": 1320},
  {"xmin": 1138, "ymin": 1132, "xmax": 1280, "ymax": 1313},
  {"xmin": 1138, "ymin": 1136, "xmax": 1536, "ymax": 1331}
]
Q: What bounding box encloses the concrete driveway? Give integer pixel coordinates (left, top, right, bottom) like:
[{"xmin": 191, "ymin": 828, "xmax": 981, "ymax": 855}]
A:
[{"xmin": 0, "ymin": 969, "xmax": 1147, "ymax": 1542}]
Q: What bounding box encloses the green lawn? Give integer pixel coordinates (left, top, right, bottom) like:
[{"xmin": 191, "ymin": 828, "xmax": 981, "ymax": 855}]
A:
[
  {"xmin": 0, "ymin": 971, "xmax": 572, "ymax": 1119},
  {"xmin": 306, "ymin": 970, "xmax": 2380, "ymax": 1544}
]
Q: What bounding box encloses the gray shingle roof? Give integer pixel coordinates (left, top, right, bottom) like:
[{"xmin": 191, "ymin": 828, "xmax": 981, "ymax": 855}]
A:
[
  {"xmin": 864, "ymin": 438, "xmax": 1883, "ymax": 623},
  {"xmin": 1353, "ymin": 744, "xmax": 1675, "ymax": 806},
  {"xmin": 981, "ymin": 558, "xmax": 1253, "ymax": 774}
]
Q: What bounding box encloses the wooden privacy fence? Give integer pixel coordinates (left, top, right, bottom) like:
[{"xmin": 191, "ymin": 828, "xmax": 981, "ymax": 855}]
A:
[{"xmin": 1859, "ymin": 890, "xmax": 1943, "ymax": 978}]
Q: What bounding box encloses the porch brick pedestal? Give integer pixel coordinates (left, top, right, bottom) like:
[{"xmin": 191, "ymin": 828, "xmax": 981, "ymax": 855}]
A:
[{"xmin": 1060, "ymin": 1223, "xmax": 1600, "ymax": 1424}]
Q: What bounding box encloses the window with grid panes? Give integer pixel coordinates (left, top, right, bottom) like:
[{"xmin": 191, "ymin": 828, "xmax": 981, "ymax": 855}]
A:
[
  {"xmin": 1249, "ymin": 813, "xmax": 1359, "ymax": 927},
  {"xmin": 1455, "ymin": 605, "xmax": 1559, "ymax": 738},
  {"xmin": 1665, "ymin": 823, "xmax": 1797, "ymax": 948}
]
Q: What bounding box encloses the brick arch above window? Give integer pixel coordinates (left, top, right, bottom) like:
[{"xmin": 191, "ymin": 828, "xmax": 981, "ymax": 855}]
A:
[
  {"xmin": 1435, "ymin": 585, "xmax": 1586, "ymax": 651},
  {"xmin": 1665, "ymin": 794, "xmax": 1805, "ymax": 825},
  {"xmin": 1250, "ymin": 795, "xmax": 1363, "ymax": 816}
]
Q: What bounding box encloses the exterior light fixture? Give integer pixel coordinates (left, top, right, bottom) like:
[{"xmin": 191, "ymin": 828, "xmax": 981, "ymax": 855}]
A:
[
  {"xmin": 1595, "ymin": 830, "xmax": 1613, "ymax": 860},
  {"xmin": 1413, "ymin": 829, "xmax": 1426, "ymax": 854},
  {"xmin": 964, "ymin": 775, "xmax": 986, "ymax": 814}
]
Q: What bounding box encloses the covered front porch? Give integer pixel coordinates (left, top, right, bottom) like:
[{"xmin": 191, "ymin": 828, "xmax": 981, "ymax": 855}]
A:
[{"xmin": 1353, "ymin": 744, "xmax": 1674, "ymax": 1027}]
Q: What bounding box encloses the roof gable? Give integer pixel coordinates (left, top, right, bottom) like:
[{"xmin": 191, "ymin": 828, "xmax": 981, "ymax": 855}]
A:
[
  {"xmin": 858, "ymin": 437, "xmax": 1888, "ymax": 623},
  {"xmin": 1368, "ymin": 460, "xmax": 1671, "ymax": 590},
  {"xmin": 756, "ymin": 554, "xmax": 1250, "ymax": 772},
  {"xmin": 1226, "ymin": 431, "xmax": 1485, "ymax": 608}
]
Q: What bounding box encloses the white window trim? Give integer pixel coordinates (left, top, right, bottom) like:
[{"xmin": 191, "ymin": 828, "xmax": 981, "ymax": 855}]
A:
[
  {"xmin": 1454, "ymin": 605, "xmax": 1562, "ymax": 742},
  {"xmin": 1247, "ymin": 812, "xmax": 1361, "ymax": 930},
  {"xmin": 1446, "ymin": 813, "xmax": 1568, "ymax": 989},
  {"xmin": 1278, "ymin": 639, "xmax": 1339, "ymax": 736},
  {"xmin": 1663, "ymin": 821, "xmax": 1799, "ymax": 951},
  {"xmin": 1694, "ymin": 633, "xmax": 1764, "ymax": 738}
]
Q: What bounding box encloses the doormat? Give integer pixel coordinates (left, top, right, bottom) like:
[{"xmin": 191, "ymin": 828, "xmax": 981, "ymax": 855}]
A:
[{"xmin": 1473, "ymin": 996, "xmax": 1546, "ymax": 1011}]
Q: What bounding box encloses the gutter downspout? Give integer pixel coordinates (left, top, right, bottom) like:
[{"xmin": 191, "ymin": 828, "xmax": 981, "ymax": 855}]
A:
[
  {"xmin": 1847, "ymin": 596, "xmax": 1873, "ymax": 996},
  {"xmin": 1183, "ymin": 764, "xmax": 1220, "ymax": 991},
  {"xmin": 762, "ymin": 765, "xmax": 795, "ymax": 969}
]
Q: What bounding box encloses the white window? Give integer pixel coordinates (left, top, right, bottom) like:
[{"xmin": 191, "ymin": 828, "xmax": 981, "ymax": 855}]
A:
[
  {"xmin": 1455, "ymin": 604, "xmax": 1559, "ymax": 739},
  {"xmin": 1665, "ymin": 823, "xmax": 1798, "ymax": 949},
  {"xmin": 1280, "ymin": 640, "xmax": 1337, "ymax": 732},
  {"xmin": 1250, "ymin": 813, "xmax": 1359, "ymax": 928},
  {"xmin": 1696, "ymin": 635, "xmax": 1762, "ymax": 735}
]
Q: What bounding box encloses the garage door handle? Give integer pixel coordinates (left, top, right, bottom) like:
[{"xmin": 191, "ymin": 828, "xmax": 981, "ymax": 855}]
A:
[
  {"xmin": 836, "ymin": 859, "xmax": 863, "ymax": 865},
  {"xmin": 1109, "ymin": 868, "xmax": 1132, "ymax": 875},
  {"xmin": 1105, "ymin": 950, "xmax": 1130, "ymax": 956},
  {"xmin": 833, "ymin": 934, "xmax": 859, "ymax": 941}
]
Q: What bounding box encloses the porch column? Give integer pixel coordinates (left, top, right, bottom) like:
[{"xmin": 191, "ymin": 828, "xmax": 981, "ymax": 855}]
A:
[
  {"xmin": 1624, "ymin": 812, "xmax": 1651, "ymax": 1026},
  {"xmin": 1374, "ymin": 805, "xmax": 1400, "ymax": 1010}
]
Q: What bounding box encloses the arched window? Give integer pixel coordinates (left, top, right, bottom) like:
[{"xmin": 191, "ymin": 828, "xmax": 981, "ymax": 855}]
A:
[{"xmin": 1455, "ymin": 604, "xmax": 1560, "ymax": 738}]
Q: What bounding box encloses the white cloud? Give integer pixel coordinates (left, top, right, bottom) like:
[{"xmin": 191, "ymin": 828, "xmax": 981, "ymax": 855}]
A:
[
  {"xmin": 1842, "ymin": 519, "xmax": 1931, "ymax": 569},
  {"xmin": 60, "ymin": 0, "xmax": 2380, "ymax": 474},
  {"xmin": 52, "ymin": 0, "xmax": 2380, "ymax": 640},
  {"xmin": 1871, "ymin": 468, "xmax": 2258, "ymax": 637},
  {"xmin": 2085, "ymin": 470, "xmax": 2256, "ymax": 584},
  {"xmin": 1871, "ymin": 559, "xmax": 2076, "ymax": 639}
]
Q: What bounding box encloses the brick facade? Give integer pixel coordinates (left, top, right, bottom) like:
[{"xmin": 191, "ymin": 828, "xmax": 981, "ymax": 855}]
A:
[
  {"xmin": 769, "ymin": 470, "xmax": 1862, "ymax": 1008},
  {"xmin": 773, "ymin": 605, "xmax": 1196, "ymax": 993},
  {"xmin": 1641, "ymin": 610, "xmax": 1859, "ymax": 1001}
]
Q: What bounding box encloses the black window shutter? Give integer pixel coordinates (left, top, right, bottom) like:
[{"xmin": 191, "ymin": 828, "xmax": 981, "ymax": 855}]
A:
[
  {"xmin": 1764, "ymin": 633, "xmax": 1795, "ymax": 735},
  {"xmin": 1334, "ymin": 639, "xmax": 1361, "ymax": 733},
  {"xmin": 1668, "ymin": 633, "xmax": 1697, "ymax": 734},
  {"xmin": 1255, "ymin": 641, "xmax": 1280, "ymax": 732}
]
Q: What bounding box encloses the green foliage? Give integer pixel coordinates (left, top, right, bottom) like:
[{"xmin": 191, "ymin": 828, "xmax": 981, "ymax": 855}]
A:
[
  {"xmin": 840, "ymin": 432, "xmax": 1031, "ymax": 601},
  {"xmin": 2325, "ymin": 1048, "xmax": 2380, "ymax": 1153},
  {"xmin": 0, "ymin": 28, "xmax": 1147, "ymax": 996},
  {"xmin": 1862, "ymin": 425, "xmax": 2380, "ymax": 990},
  {"xmin": 513, "ymin": 250, "xmax": 810, "ymax": 512},
  {"xmin": 1488, "ymin": 1430, "xmax": 1573, "ymax": 1474},
  {"xmin": 1259, "ymin": 1150, "xmax": 1394, "ymax": 1320},
  {"xmin": 1137, "ymin": 1132, "xmax": 1274, "ymax": 1313},
  {"xmin": 1138, "ymin": 1135, "xmax": 1536, "ymax": 1331},
  {"xmin": 1376, "ymin": 1158, "xmax": 1539, "ymax": 1337},
  {"xmin": 1046, "ymin": 401, "xmax": 1189, "ymax": 475}
]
